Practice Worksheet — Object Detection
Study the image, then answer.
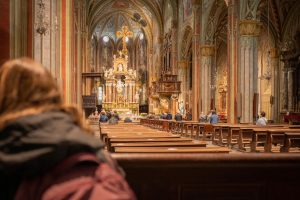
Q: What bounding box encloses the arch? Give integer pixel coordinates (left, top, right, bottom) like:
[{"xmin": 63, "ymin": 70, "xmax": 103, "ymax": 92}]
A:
[
  {"xmin": 282, "ymin": 1, "xmax": 300, "ymax": 42},
  {"xmin": 204, "ymin": 0, "xmax": 227, "ymax": 45},
  {"xmin": 240, "ymin": 0, "xmax": 261, "ymax": 20}
]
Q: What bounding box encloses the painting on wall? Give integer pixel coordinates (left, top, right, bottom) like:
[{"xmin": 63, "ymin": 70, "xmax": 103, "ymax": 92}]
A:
[{"xmin": 183, "ymin": 0, "xmax": 192, "ymax": 21}]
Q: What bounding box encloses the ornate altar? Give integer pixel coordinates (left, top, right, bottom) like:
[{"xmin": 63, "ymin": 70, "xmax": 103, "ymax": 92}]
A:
[{"xmin": 102, "ymin": 26, "xmax": 139, "ymax": 114}]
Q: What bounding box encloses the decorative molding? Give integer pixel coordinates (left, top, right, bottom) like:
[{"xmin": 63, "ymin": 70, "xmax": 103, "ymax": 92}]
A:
[{"xmin": 239, "ymin": 20, "xmax": 261, "ymax": 36}]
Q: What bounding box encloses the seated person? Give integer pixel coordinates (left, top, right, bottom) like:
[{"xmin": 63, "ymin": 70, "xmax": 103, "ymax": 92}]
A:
[
  {"xmin": 99, "ymin": 112, "xmax": 108, "ymax": 122},
  {"xmin": 0, "ymin": 58, "xmax": 135, "ymax": 200},
  {"xmin": 166, "ymin": 112, "xmax": 173, "ymax": 120},
  {"xmin": 256, "ymin": 111, "xmax": 267, "ymax": 126},
  {"xmin": 109, "ymin": 113, "xmax": 119, "ymax": 125},
  {"xmin": 210, "ymin": 111, "xmax": 219, "ymax": 124},
  {"xmin": 199, "ymin": 112, "xmax": 207, "ymax": 122},
  {"xmin": 124, "ymin": 117, "xmax": 132, "ymax": 123},
  {"xmin": 185, "ymin": 111, "xmax": 192, "ymax": 121},
  {"xmin": 161, "ymin": 113, "xmax": 167, "ymax": 119},
  {"xmin": 174, "ymin": 112, "xmax": 182, "ymax": 121},
  {"xmin": 113, "ymin": 111, "xmax": 120, "ymax": 120}
]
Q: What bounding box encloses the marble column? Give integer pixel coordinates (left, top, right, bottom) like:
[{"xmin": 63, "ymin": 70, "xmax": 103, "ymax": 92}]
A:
[
  {"xmin": 171, "ymin": 20, "xmax": 178, "ymax": 75},
  {"xmin": 129, "ymin": 82, "xmax": 132, "ymax": 103},
  {"xmin": 288, "ymin": 67, "xmax": 295, "ymax": 111},
  {"xmin": 270, "ymin": 48, "xmax": 280, "ymax": 122},
  {"xmin": 281, "ymin": 66, "xmax": 288, "ymax": 111},
  {"xmin": 200, "ymin": 45, "xmax": 214, "ymax": 115},
  {"xmin": 239, "ymin": 20, "xmax": 260, "ymax": 123},
  {"xmin": 124, "ymin": 83, "xmax": 128, "ymax": 101},
  {"xmin": 192, "ymin": 1, "xmax": 201, "ymax": 121},
  {"xmin": 132, "ymin": 83, "xmax": 136, "ymax": 103},
  {"xmin": 227, "ymin": 0, "xmax": 239, "ymax": 123},
  {"xmin": 177, "ymin": 61, "xmax": 187, "ymax": 102}
]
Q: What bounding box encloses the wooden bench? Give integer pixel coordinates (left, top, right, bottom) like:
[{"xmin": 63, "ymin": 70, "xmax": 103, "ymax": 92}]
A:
[
  {"xmin": 110, "ymin": 141, "xmax": 206, "ymax": 152},
  {"xmin": 114, "ymin": 146, "xmax": 229, "ymax": 153},
  {"xmin": 113, "ymin": 153, "xmax": 300, "ymax": 199},
  {"xmin": 281, "ymin": 133, "xmax": 300, "ymax": 152}
]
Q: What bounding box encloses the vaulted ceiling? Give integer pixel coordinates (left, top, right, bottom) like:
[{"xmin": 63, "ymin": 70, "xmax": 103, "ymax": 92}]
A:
[{"xmin": 86, "ymin": 0, "xmax": 168, "ymax": 43}]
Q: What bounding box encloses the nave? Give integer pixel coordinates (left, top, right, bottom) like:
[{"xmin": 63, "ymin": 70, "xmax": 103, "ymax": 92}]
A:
[{"xmin": 88, "ymin": 119, "xmax": 300, "ymax": 199}]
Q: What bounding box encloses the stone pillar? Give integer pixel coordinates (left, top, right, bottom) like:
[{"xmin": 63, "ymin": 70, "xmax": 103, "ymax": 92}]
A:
[
  {"xmin": 239, "ymin": 20, "xmax": 260, "ymax": 123},
  {"xmin": 129, "ymin": 82, "xmax": 132, "ymax": 103},
  {"xmin": 200, "ymin": 45, "xmax": 214, "ymax": 115},
  {"xmin": 124, "ymin": 82, "xmax": 128, "ymax": 101},
  {"xmin": 192, "ymin": 1, "xmax": 201, "ymax": 121},
  {"xmin": 288, "ymin": 67, "xmax": 295, "ymax": 111},
  {"xmin": 178, "ymin": 61, "xmax": 187, "ymax": 102},
  {"xmin": 279, "ymin": 62, "xmax": 288, "ymax": 112},
  {"xmin": 227, "ymin": 0, "xmax": 239, "ymax": 123},
  {"xmin": 270, "ymin": 48, "xmax": 280, "ymax": 122},
  {"xmin": 171, "ymin": 20, "xmax": 178, "ymax": 75},
  {"xmin": 132, "ymin": 83, "xmax": 136, "ymax": 103}
]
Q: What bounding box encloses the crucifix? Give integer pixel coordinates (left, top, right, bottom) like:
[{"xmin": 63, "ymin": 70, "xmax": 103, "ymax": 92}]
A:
[{"xmin": 116, "ymin": 26, "xmax": 133, "ymax": 55}]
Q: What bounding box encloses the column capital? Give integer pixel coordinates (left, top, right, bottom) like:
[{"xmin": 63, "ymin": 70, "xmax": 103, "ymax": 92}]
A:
[
  {"xmin": 239, "ymin": 20, "xmax": 261, "ymax": 36},
  {"xmin": 200, "ymin": 45, "xmax": 215, "ymax": 56}
]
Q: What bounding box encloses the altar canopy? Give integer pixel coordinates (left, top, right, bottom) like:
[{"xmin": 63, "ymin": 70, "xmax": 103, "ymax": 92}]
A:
[{"xmin": 102, "ymin": 26, "xmax": 139, "ymax": 114}]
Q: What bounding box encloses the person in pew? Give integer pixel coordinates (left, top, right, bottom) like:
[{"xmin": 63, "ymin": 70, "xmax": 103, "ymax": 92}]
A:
[
  {"xmin": 199, "ymin": 112, "xmax": 207, "ymax": 122},
  {"xmin": 107, "ymin": 109, "xmax": 112, "ymax": 120},
  {"xmin": 185, "ymin": 110, "xmax": 192, "ymax": 121},
  {"xmin": 175, "ymin": 112, "xmax": 183, "ymax": 121},
  {"xmin": 161, "ymin": 112, "xmax": 167, "ymax": 119},
  {"xmin": 166, "ymin": 112, "xmax": 173, "ymax": 120},
  {"xmin": 256, "ymin": 111, "xmax": 268, "ymax": 126},
  {"xmin": 0, "ymin": 58, "xmax": 135, "ymax": 200},
  {"xmin": 124, "ymin": 117, "xmax": 133, "ymax": 123},
  {"xmin": 210, "ymin": 111, "xmax": 219, "ymax": 124},
  {"xmin": 109, "ymin": 112, "xmax": 120, "ymax": 124},
  {"xmin": 113, "ymin": 110, "xmax": 120, "ymax": 121},
  {"xmin": 99, "ymin": 111, "xmax": 108, "ymax": 122}
]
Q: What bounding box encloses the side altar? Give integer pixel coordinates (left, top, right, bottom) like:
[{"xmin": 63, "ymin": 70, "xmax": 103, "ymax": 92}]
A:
[{"xmin": 102, "ymin": 26, "xmax": 139, "ymax": 114}]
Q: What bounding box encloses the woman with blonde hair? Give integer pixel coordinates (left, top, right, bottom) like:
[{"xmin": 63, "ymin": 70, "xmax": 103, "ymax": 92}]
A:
[{"xmin": 0, "ymin": 58, "xmax": 135, "ymax": 200}]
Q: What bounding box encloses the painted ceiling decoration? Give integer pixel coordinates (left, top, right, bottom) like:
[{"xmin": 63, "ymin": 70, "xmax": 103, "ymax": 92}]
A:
[{"xmin": 87, "ymin": 0, "xmax": 165, "ymax": 43}]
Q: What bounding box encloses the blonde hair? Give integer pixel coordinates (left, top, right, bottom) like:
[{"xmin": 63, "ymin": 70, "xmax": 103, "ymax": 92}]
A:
[{"xmin": 0, "ymin": 58, "xmax": 90, "ymax": 132}]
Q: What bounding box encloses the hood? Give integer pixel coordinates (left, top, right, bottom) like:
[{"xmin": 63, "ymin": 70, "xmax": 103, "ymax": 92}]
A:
[{"xmin": 0, "ymin": 111, "xmax": 104, "ymax": 177}]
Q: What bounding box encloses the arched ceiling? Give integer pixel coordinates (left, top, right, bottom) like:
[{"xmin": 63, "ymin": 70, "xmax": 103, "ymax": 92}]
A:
[{"xmin": 86, "ymin": 0, "xmax": 166, "ymax": 43}]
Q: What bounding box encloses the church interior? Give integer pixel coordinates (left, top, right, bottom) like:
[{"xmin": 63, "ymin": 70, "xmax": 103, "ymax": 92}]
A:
[{"xmin": 1, "ymin": 0, "xmax": 300, "ymax": 199}]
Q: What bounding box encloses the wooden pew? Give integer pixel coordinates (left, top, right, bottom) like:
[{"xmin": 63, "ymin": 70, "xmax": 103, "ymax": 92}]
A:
[
  {"xmin": 281, "ymin": 133, "xmax": 300, "ymax": 152},
  {"xmin": 113, "ymin": 153, "xmax": 300, "ymax": 200},
  {"xmin": 110, "ymin": 141, "xmax": 207, "ymax": 152},
  {"xmin": 114, "ymin": 146, "xmax": 229, "ymax": 153}
]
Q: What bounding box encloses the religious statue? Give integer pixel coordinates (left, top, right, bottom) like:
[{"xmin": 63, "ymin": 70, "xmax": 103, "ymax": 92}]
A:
[
  {"xmin": 128, "ymin": 69, "xmax": 133, "ymax": 76},
  {"xmin": 118, "ymin": 63, "xmax": 123, "ymax": 72},
  {"xmin": 104, "ymin": 70, "xmax": 108, "ymax": 78},
  {"xmin": 179, "ymin": 101, "xmax": 185, "ymax": 115},
  {"xmin": 108, "ymin": 68, "xmax": 113, "ymax": 77},
  {"xmin": 116, "ymin": 79, "xmax": 124, "ymax": 93},
  {"xmin": 135, "ymin": 91, "xmax": 140, "ymax": 103},
  {"xmin": 118, "ymin": 51, "xmax": 123, "ymax": 58}
]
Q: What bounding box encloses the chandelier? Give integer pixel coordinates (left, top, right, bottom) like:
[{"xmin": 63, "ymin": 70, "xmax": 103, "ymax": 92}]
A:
[{"xmin": 35, "ymin": 0, "xmax": 49, "ymax": 35}]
